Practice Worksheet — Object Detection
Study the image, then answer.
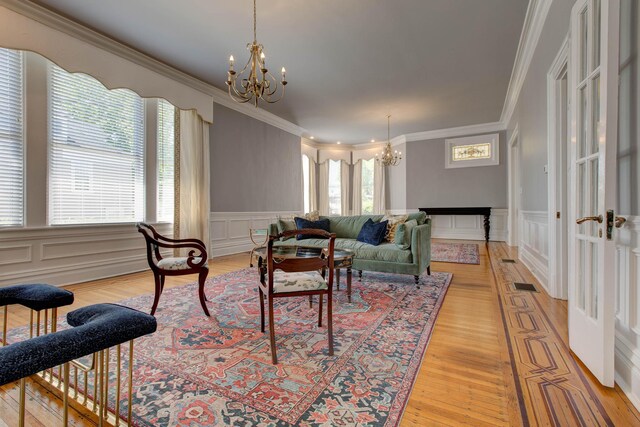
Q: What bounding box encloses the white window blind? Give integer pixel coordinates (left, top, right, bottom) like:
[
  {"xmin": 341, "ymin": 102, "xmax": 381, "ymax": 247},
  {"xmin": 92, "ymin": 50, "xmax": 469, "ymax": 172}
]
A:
[
  {"xmin": 0, "ymin": 48, "xmax": 24, "ymax": 226},
  {"xmin": 49, "ymin": 64, "xmax": 145, "ymax": 225},
  {"xmin": 157, "ymin": 99, "xmax": 175, "ymax": 223}
]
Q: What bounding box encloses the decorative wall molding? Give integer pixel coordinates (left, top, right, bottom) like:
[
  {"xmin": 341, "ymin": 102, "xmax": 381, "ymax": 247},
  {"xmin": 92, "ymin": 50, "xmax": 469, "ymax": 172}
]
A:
[
  {"xmin": 519, "ymin": 210, "xmax": 549, "ymax": 291},
  {"xmin": 210, "ymin": 211, "xmax": 301, "ymax": 258},
  {"xmin": 500, "ymin": 0, "xmax": 554, "ymax": 126},
  {"xmin": 614, "ymin": 216, "xmax": 640, "ymax": 409},
  {"xmin": 0, "ymin": 223, "xmax": 171, "ymax": 287},
  {"xmin": 402, "ymin": 121, "xmax": 504, "ymax": 143}
]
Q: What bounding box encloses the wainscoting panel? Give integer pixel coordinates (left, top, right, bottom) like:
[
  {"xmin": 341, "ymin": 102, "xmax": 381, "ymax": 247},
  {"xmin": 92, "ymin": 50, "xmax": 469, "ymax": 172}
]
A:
[
  {"xmin": 0, "ymin": 223, "xmax": 172, "ymax": 287},
  {"xmin": 518, "ymin": 211, "xmax": 549, "ymax": 291},
  {"xmin": 426, "ymin": 209, "xmax": 508, "ymax": 242},
  {"xmin": 614, "ymin": 216, "xmax": 640, "ymax": 410},
  {"xmin": 210, "ymin": 211, "xmax": 300, "ymax": 258}
]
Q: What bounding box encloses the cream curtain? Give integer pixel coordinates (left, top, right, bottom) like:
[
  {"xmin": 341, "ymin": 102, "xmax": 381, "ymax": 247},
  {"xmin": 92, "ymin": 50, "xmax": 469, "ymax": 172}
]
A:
[
  {"xmin": 319, "ymin": 161, "xmax": 329, "ymax": 215},
  {"xmin": 352, "ymin": 160, "xmax": 362, "ymax": 215},
  {"xmin": 373, "ymin": 162, "xmax": 386, "ymax": 214},
  {"xmin": 175, "ymin": 110, "xmax": 210, "ymax": 255},
  {"xmin": 309, "ymin": 159, "xmax": 318, "ymax": 212},
  {"xmin": 340, "ymin": 161, "xmax": 350, "ymax": 216}
]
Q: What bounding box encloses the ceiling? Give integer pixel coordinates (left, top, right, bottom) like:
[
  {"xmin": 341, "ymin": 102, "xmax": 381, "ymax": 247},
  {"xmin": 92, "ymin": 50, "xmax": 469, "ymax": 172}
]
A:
[{"xmin": 34, "ymin": 0, "xmax": 529, "ymax": 144}]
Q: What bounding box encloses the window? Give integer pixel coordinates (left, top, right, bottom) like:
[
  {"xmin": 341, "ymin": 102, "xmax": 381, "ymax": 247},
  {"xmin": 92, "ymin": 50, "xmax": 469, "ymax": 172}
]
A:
[
  {"xmin": 328, "ymin": 159, "xmax": 341, "ymax": 215},
  {"xmin": 0, "ymin": 48, "xmax": 24, "ymax": 226},
  {"xmin": 445, "ymin": 133, "xmax": 499, "ymax": 169},
  {"xmin": 49, "ymin": 64, "xmax": 145, "ymax": 225},
  {"xmin": 157, "ymin": 99, "xmax": 175, "ymax": 222},
  {"xmin": 361, "ymin": 158, "xmax": 374, "ymax": 214},
  {"xmin": 302, "ymin": 154, "xmax": 310, "ymax": 213}
]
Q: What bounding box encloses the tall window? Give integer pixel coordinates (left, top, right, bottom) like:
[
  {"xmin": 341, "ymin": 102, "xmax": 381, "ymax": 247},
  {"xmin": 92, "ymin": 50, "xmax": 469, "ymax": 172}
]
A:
[
  {"xmin": 0, "ymin": 48, "xmax": 24, "ymax": 226},
  {"xmin": 157, "ymin": 99, "xmax": 175, "ymax": 222},
  {"xmin": 302, "ymin": 154, "xmax": 310, "ymax": 213},
  {"xmin": 49, "ymin": 64, "xmax": 145, "ymax": 225},
  {"xmin": 361, "ymin": 158, "xmax": 374, "ymax": 214},
  {"xmin": 328, "ymin": 159, "xmax": 341, "ymax": 215}
]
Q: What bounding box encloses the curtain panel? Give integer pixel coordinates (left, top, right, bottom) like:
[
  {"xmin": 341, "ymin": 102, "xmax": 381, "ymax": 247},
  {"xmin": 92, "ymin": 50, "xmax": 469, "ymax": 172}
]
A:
[
  {"xmin": 319, "ymin": 161, "xmax": 329, "ymax": 216},
  {"xmin": 373, "ymin": 162, "xmax": 386, "ymax": 214},
  {"xmin": 308, "ymin": 158, "xmax": 318, "ymax": 213},
  {"xmin": 340, "ymin": 160, "xmax": 350, "ymax": 216},
  {"xmin": 352, "ymin": 160, "xmax": 362, "ymax": 215}
]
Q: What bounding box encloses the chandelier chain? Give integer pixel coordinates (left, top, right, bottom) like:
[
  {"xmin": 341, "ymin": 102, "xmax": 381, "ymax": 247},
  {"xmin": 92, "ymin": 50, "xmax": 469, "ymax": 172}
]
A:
[{"xmin": 253, "ymin": 0, "xmax": 257, "ymax": 42}]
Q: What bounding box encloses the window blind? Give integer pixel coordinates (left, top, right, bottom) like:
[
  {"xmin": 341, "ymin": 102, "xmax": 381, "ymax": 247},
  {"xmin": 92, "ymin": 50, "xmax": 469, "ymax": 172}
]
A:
[
  {"xmin": 0, "ymin": 48, "xmax": 24, "ymax": 226},
  {"xmin": 49, "ymin": 64, "xmax": 145, "ymax": 225},
  {"xmin": 157, "ymin": 99, "xmax": 175, "ymax": 223}
]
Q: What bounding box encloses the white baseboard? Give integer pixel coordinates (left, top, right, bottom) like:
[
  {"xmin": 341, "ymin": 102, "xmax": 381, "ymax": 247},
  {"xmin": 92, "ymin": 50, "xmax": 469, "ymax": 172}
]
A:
[{"xmin": 615, "ymin": 332, "xmax": 640, "ymax": 410}]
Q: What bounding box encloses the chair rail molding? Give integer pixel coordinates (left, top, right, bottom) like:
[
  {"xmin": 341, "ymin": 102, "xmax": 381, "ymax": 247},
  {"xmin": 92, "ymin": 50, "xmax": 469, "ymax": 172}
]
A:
[
  {"xmin": 210, "ymin": 211, "xmax": 301, "ymax": 258},
  {"xmin": 613, "ymin": 215, "xmax": 640, "ymax": 410},
  {"xmin": 519, "ymin": 210, "xmax": 549, "ymax": 291},
  {"xmin": 0, "ymin": 223, "xmax": 172, "ymax": 287}
]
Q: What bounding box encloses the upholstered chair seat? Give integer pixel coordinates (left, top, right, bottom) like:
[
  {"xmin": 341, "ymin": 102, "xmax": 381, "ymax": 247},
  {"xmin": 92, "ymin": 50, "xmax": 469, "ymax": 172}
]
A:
[
  {"xmin": 157, "ymin": 257, "xmax": 205, "ymax": 271},
  {"xmin": 272, "ymin": 271, "xmax": 328, "ymax": 294}
]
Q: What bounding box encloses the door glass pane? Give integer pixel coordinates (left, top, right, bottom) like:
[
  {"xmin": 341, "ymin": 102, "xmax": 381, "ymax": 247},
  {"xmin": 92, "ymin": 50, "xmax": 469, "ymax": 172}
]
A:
[
  {"xmin": 591, "ymin": 75, "xmax": 601, "ymax": 155},
  {"xmin": 579, "ymin": 86, "xmax": 588, "ymax": 158},
  {"xmin": 578, "ymin": 239, "xmax": 586, "ymax": 310},
  {"xmin": 580, "ymin": 8, "xmax": 589, "ymax": 81},
  {"xmin": 590, "ymin": 158, "xmax": 599, "ymax": 237},
  {"xmin": 577, "ymin": 162, "xmax": 587, "ymax": 235},
  {"xmin": 592, "ymin": 0, "xmax": 601, "ymax": 71},
  {"xmin": 590, "ymin": 241, "xmax": 598, "ymax": 319}
]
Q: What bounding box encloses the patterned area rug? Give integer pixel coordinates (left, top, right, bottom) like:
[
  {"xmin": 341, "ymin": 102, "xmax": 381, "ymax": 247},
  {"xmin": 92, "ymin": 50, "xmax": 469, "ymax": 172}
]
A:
[
  {"xmin": 104, "ymin": 268, "xmax": 450, "ymax": 426},
  {"xmin": 431, "ymin": 242, "xmax": 480, "ymax": 264}
]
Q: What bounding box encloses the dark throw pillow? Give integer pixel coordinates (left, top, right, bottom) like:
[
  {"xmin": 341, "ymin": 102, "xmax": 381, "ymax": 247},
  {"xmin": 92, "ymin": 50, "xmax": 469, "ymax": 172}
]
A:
[
  {"xmin": 293, "ymin": 217, "xmax": 331, "ymax": 240},
  {"xmin": 356, "ymin": 219, "xmax": 389, "ymax": 246}
]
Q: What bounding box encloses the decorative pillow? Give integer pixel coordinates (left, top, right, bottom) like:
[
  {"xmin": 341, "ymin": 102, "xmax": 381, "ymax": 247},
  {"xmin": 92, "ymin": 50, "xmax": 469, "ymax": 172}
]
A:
[
  {"xmin": 304, "ymin": 210, "xmax": 320, "ymax": 221},
  {"xmin": 382, "ymin": 214, "xmax": 408, "ymax": 242},
  {"xmin": 356, "ymin": 219, "xmax": 389, "ymax": 246},
  {"xmin": 394, "ymin": 219, "xmax": 418, "ymax": 250},
  {"xmin": 276, "ymin": 218, "xmax": 297, "ymax": 240},
  {"xmin": 293, "ymin": 217, "xmax": 330, "ymax": 240}
]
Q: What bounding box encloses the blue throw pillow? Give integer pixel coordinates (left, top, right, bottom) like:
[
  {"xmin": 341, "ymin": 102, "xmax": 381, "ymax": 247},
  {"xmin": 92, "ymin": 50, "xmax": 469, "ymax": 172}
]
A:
[
  {"xmin": 293, "ymin": 217, "xmax": 331, "ymax": 240},
  {"xmin": 356, "ymin": 219, "xmax": 388, "ymax": 246}
]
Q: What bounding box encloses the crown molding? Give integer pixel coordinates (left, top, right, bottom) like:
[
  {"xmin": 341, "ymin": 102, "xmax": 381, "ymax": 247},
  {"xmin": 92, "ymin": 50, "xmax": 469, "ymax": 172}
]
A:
[
  {"xmin": 499, "ymin": 0, "xmax": 553, "ymax": 127},
  {"xmin": 402, "ymin": 121, "xmax": 504, "ymax": 142},
  {"xmin": 1, "ymin": 0, "xmax": 307, "ymax": 136}
]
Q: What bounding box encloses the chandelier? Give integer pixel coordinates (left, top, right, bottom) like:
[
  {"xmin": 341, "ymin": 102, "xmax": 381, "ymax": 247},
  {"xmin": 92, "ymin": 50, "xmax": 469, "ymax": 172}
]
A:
[
  {"xmin": 226, "ymin": 0, "xmax": 287, "ymax": 107},
  {"xmin": 375, "ymin": 115, "xmax": 402, "ymax": 167}
]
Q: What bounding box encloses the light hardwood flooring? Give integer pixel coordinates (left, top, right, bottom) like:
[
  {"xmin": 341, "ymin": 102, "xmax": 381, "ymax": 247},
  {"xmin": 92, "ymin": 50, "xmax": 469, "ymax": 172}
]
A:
[{"xmin": 1, "ymin": 241, "xmax": 639, "ymax": 426}]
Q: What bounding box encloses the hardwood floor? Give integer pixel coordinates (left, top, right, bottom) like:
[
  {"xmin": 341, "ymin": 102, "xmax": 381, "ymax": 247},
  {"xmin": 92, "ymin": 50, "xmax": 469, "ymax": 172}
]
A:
[{"xmin": 1, "ymin": 242, "xmax": 639, "ymax": 426}]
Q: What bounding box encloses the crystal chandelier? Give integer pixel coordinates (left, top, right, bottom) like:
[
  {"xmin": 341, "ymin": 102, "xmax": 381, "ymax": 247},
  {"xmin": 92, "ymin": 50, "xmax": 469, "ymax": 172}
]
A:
[
  {"xmin": 375, "ymin": 115, "xmax": 402, "ymax": 166},
  {"xmin": 226, "ymin": 0, "xmax": 287, "ymax": 107}
]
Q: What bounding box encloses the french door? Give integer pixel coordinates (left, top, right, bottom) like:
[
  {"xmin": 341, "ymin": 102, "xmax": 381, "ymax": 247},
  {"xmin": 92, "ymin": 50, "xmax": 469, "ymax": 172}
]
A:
[{"xmin": 568, "ymin": 0, "xmax": 620, "ymax": 386}]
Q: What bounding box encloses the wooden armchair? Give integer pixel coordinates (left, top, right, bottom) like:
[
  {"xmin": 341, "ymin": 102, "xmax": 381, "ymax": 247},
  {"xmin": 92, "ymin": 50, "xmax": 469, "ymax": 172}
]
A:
[
  {"xmin": 136, "ymin": 223, "xmax": 210, "ymax": 317},
  {"xmin": 258, "ymin": 229, "xmax": 336, "ymax": 364}
]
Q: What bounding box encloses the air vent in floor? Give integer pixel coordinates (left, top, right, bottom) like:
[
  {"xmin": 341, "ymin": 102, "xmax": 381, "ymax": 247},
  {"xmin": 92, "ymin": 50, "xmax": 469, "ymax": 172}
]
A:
[
  {"xmin": 502, "ymin": 258, "xmax": 517, "ymax": 263},
  {"xmin": 513, "ymin": 282, "xmax": 537, "ymax": 292}
]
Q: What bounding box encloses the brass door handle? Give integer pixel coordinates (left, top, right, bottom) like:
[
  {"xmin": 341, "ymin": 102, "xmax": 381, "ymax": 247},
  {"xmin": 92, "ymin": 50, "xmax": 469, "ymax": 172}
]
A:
[
  {"xmin": 576, "ymin": 215, "xmax": 603, "ymax": 224},
  {"xmin": 615, "ymin": 216, "xmax": 627, "ymax": 228}
]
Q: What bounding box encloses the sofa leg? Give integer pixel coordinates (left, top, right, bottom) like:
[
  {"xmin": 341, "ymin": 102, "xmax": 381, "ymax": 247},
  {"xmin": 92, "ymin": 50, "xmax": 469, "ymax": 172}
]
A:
[
  {"xmin": 414, "ymin": 275, "xmax": 421, "ymax": 289},
  {"xmin": 427, "ymin": 266, "xmax": 431, "ymax": 275},
  {"xmin": 358, "ymin": 270, "xmax": 363, "ymax": 281}
]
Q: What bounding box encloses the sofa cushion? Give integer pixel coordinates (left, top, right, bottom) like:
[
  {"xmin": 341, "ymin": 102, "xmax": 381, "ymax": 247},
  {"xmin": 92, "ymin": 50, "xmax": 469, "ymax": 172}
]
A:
[
  {"xmin": 356, "ymin": 219, "xmax": 388, "ymax": 246},
  {"xmin": 322, "ymin": 215, "xmax": 384, "ymax": 239},
  {"xmin": 382, "ymin": 214, "xmax": 408, "ymax": 242},
  {"xmin": 395, "ymin": 219, "xmax": 418, "ymax": 250},
  {"xmin": 275, "ymin": 238, "xmax": 412, "ymax": 264},
  {"xmin": 294, "ymin": 217, "xmax": 330, "ymax": 240},
  {"xmin": 276, "ymin": 218, "xmax": 297, "ymax": 241}
]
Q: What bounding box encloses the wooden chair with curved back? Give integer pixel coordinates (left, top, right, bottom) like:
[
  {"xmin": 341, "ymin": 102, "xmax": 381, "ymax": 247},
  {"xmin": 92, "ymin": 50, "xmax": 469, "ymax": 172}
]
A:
[
  {"xmin": 136, "ymin": 223, "xmax": 210, "ymax": 317},
  {"xmin": 258, "ymin": 228, "xmax": 336, "ymax": 364}
]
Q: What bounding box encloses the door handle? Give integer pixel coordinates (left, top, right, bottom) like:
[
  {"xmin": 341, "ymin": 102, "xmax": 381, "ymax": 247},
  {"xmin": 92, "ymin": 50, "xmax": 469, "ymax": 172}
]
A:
[
  {"xmin": 615, "ymin": 216, "xmax": 627, "ymax": 228},
  {"xmin": 576, "ymin": 215, "xmax": 603, "ymax": 224}
]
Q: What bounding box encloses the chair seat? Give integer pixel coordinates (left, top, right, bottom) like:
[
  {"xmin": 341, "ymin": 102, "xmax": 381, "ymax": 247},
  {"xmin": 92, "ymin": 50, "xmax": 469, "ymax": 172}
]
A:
[
  {"xmin": 157, "ymin": 257, "xmax": 205, "ymax": 271},
  {"xmin": 272, "ymin": 271, "xmax": 328, "ymax": 294}
]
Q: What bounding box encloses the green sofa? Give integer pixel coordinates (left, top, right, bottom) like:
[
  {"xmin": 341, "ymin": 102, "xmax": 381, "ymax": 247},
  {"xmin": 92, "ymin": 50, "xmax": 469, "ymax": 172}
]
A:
[{"xmin": 268, "ymin": 212, "xmax": 431, "ymax": 286}]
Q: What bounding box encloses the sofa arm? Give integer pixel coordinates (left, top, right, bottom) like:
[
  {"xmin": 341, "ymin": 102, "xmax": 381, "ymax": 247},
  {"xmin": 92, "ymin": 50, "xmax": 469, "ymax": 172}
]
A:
[{"xmin": 411, "ymin": 221, "xmax": 431, "ymax": 272}]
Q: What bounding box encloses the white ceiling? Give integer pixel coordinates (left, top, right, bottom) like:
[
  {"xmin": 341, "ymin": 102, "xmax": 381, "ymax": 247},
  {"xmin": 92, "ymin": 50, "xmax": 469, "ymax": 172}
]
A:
[{"xmin": 34, "ymin": 0, "xmax": 528, "ymax": 144}]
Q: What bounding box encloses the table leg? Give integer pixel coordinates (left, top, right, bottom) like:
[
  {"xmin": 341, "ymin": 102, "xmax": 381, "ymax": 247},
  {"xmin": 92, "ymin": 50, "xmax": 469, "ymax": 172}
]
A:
[
  {"xmin": 347, "ymin": 267, "xmax": 352, "ymax": 303},
  {"xmin": 336, "ymin": 268, "xmax": 340, "ymax": 290},
  {"xmin": 483, "ymin": 214, "xmax": 490, "ymax": 242}
]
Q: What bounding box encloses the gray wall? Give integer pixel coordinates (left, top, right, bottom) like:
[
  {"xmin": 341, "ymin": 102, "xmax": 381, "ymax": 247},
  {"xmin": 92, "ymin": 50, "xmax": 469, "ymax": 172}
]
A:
[
  {"xmin": 210, "ymin": 104, "xmax": 302, "ymax": 212},
  {"xmin": 506, "ymin": 0, "xmax": 574, "ymax": 211},
  {"xmin": 405, "ymin": 131, "xmax": 508, "ymax": 209},
  {"xmin": 618, "ymin": 0, "xmax": 640, "ymax": 215}
]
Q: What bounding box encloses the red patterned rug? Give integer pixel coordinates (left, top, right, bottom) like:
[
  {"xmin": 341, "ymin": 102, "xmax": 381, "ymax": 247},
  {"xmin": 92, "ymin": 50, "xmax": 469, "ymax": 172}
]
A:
[
  {"xmin": 431, "ymin": 242, "xmax": 480, "ymax": 264},
  {"xmin": 10, "ymin": 268, "xmax": 452, "ymax": 426}
]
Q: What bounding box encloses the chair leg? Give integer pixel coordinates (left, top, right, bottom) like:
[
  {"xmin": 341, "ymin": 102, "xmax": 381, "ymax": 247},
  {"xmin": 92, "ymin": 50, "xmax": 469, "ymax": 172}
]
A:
[
  {"xmin": 268, "ymin": 296, "xmax": 277, "ymax": 364},
  {"xmin": 259, "ymin": 288, "xmax": 265, "ymax": 333},
  {"xmin": 150, "ymin": 272, "xmax": 162, "ymax": 316},
  {"xmin": 198, "ymin": 269, "xmax": 211, "ymax": 317},
  {"xmin": 327, "ymin": 291, "xmax": 334, "ymax": 356},
  {"xmin": 318, "ymin": 294, "xmax": 323, "ymax": 327},
  {"xmin": 309, "ymin": 295, "xmax": 313, "ymax": 308},
  {"xmin": 160, "ymin": 275, "xmax": 166, "ymax": 292}
]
